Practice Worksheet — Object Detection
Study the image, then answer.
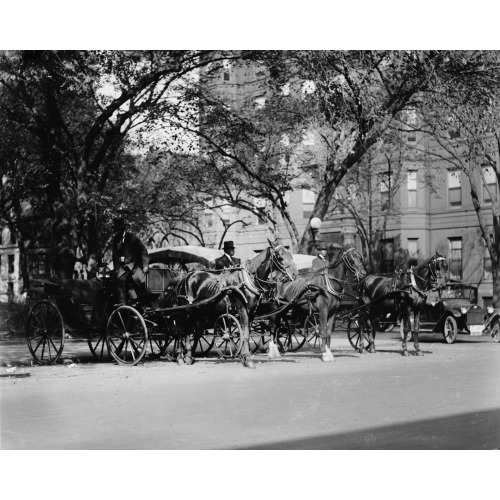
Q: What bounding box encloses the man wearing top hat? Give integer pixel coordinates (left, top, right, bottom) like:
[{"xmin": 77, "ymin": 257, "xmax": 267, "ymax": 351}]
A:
[
  {"xmin": 311, "ymin": 241, "xmax": 328, "ymax": 272},
  {"xmin": 112, "ymin": 217, "xmax": 149, "ymax": 305},
  {"xmin": 214, "ymin": 241, "xmax": 241, "ymax": 270}
]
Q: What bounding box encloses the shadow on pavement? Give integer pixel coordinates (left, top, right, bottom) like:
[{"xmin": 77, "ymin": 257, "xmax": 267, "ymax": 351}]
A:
[{"xmin": 241, "ymin": 407, "xmax": 500, "ymax": 450}]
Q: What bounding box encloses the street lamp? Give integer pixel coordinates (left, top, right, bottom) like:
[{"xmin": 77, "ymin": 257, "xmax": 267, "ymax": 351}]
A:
[{"xmin": 310, "ymin": 217, "xmax": 322, "ymax": 253}]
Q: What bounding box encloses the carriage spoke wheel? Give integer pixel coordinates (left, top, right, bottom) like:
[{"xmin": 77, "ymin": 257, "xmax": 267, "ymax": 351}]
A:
[
  {"xmin": 191, "ymin": 323, "xmax": 214, "ymax": 357},
  {"xmin": 106, "ymin": 306, "xmax": 148, "ymax": 365},
  {"xmin": 213, "ymin": 313, "xmax": 243, "ymax": 359},
  {"xmin": 286, "ymin": 324, "xmax": 307, "ymax": 353},
  {"xmin": 304, "ymin": 314, "xmax": 321, "ymax": 352},
  {"xmin": 26, "ymin": 300, "xmax": 65, "ymax": 365},
  {"xmin": 347, "ymin": 318, "xmax": 372, "ymax": 352},
  {"xmin": 88, "ymin": 329, "xmax": 111, "ymax": 361},
  {"xmin": 249, "ymin": 321, "xmax": 271, "ymax": 353}
]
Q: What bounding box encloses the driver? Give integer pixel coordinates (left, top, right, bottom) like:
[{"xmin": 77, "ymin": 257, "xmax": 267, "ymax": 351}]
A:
[{"xmin": 112, "ymin": 217, "xmax": 149, "ymax": 306}]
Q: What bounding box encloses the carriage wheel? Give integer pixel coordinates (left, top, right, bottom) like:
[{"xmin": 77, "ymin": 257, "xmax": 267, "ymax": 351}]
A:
[
  {"xmin": 106, "ymin": 306, "xmax": 148, "ymax": 365},
  {"xmin": 285, "ymin": 323, "xmax": 307, "ymax": 353},
  {"xmin": 213, "ymin": 313, "xmax": 243, "ymax": 358},
  {"xmin": 347, "ymin": 317, "xmax": 372, "ymax": 351},
  {"xmin": 87, "ymin": 330, "xmax": 111, "ymax": 361},
  {"xmin": 26, "ymin": 300, "xmax": 65, "ymax": 365},
  {"xmin": 304, "ymin": 314, "xmax": 321, "ymax": 351},
  {"xmin": 249, "ymin": 321, "xmax": 271, "ymax": 353},
  {"xmin": 191, "ymin": 326, "xmax": 214, "ymax": 357},
  {"xmin": 443, "ymin": 315, "xmax": 458, "ymax": 344}
]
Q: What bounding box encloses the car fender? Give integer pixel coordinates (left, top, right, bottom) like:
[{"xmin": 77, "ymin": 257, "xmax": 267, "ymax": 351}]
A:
[
  {"xmin": 483, "ymin": 310, "xmax": 500, "ymax": 331},
  {"xmin": 433, "ymin": 311, "xmax": 465, "ymax": 333}
]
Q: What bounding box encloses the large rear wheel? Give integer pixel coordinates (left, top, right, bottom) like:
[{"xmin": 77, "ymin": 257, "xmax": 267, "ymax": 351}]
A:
[
  {"xmin": 87, "ymin": 330, "xmax": 110, "ymax": 361},
  {"xmin": 213, "ymin": 313, "xmax": 242, "ymax": 358},
  {"xmin": 106, "ymin": 306, "xmax": 148, "ymax": 365},
  {"xmin": 26, "ymin": 300, "xmax": 65, "ymax": 365}
]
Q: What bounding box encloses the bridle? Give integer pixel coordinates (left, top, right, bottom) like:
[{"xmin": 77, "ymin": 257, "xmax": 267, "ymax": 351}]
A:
[
  {"xmin": 270, "ymin": 245, "xmax": 296, "ymax": 281},
  {"xmin": 410, "ymin": 255, "xmax": 448, "ymax": 294},
  {"xmin": 342, "ymin": 247, "xmax": 366, "ymax": 280}
]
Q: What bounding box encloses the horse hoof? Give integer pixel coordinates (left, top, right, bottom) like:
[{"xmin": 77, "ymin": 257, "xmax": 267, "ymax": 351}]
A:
[
  {"xmin": 415, "ymin": 350, "xmax": 423, "ymax": 356},
  {"xmin": 177, "ymin": 357, "xmax": 186, "ymax": 366},
  {"xmin": 369, "ymin": 347, "xmax": 376, "ymax": 354},
  {"xmin": 402, "ymin": 350, "xmax": 409, "ymax": 357},
  {"xmin": 185, "ymin": 355, "xmax": 194, "ymax": 365},
  {"xmin": 359, "ymin": 348, "xmax": 366, "ymax": 354},
  {"xmin": 243, "ymin": 358, "xmax": 256, "ymax": 369},
  {"xmin": 322, "ymin": 352, "xmax": 334, "ymax": 362}
]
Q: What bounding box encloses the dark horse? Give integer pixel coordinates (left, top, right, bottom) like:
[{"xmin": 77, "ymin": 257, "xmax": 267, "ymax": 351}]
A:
[
  {"xmin": 278, "ymin": 245, "xmax": 366, "ymax": 362},
  {"xmin": 155, "ymin": 241, "xmax": 297, "ymax": 369},
  {"xmin": 359, "ymin": 252, "xmax": 448, "ymax": 356}
]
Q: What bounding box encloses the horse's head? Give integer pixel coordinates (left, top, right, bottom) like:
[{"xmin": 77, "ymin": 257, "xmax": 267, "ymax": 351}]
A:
[
  {"xmin": 343, "ymin": 247, "xmax": 366, "ymax": 280},
  {"xmin": 427, "ymin": 252, "xmax": 448, "ymax": 290},
  {"xmin": 414, "ymin": 252, "xmax": 448, "ymax": 291},
  {"xmin": 268, "ymin": 239, "xmax": 298, "ymax": 281}
]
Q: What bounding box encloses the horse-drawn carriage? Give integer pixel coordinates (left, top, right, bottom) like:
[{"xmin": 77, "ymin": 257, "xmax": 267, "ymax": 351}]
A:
[{"xmin": 25, "ymin": 254, "xmax": 248, "ymax": 367}]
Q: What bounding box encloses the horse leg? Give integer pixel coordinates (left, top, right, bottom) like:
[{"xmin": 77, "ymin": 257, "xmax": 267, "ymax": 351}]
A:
[
  {"xmin": 321, "ymin": 309, "xmax": 334, "ymax": 362},
  {"xmin": 184, "ymin": 328, "xmax": 194, "ymax": 365},
  {"xmin": 236, "ymin": 299, "xmax": 255, "ymax": 369},
  {"xmin": 267, "ymin": 313, "xmax": 282, "ymax": 360},
  {"xmin": 414, "ymin": 311, "xmax": 423, "ymax": 356},
  {"xmin": 366, "ymin": 317, "xmax": 376, "ymax": 354},
  {"xmin": 176, "ymin": 333, "xmax": 186, "ymax": 365},
  {"xmin": 402, "ymin": 313, "xmax": 410, "ymax": 356}
]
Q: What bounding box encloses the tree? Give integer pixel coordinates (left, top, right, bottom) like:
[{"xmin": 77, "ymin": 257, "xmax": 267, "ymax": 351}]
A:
[
  {"xmin": 414, "ymin": 53, "xmax": 500, "ymax": 305},
  {"xmin": 0, "ymin": 50, "xmax": 236, "ymax": 285},
  {"xmin": 260, "ymin": 50, "xmax": 500, "ymax": 252}
]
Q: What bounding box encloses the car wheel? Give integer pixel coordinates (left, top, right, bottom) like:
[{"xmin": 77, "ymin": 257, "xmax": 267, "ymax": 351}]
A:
[
  {"xmin": 491, "ymin": 321, "xmax": 500, "ymax": 343},
  {"xmin": 443, "ymin": 315, "xmax": 458, "ymax": 344}
]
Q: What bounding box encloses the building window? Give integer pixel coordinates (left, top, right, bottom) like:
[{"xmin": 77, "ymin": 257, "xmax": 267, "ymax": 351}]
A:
[
  {"xmin": 254, "ymin": 96, "xmax": 266, "ymax": 109},
  {"xmin": 10, "ymin": 230, "xmax": 16, "ymax": 245},
  {"xmin": 407, "ymin": 171, "xmax": 417, "ymax": 208},
  {"xmin": 380, "ymin": 172, "xmax": 393, "ymax": 210},
  {"xmin": 408, "ymin": 238, "xmax": 419, "ymax": 263},
  {"xmin": 8, "ymin": 282, "xmax": 14, "ymax": 293},
  {"xmin": 482, "ymin": 163, "xmax": 497, "ymax": 204},
  {"xmin": 302, "ymin": 189, "xmax": 316, "ymax": 219},
  {"xmin": 0, "ymin": 228, "xmax": 3, "ymax": 245},
  {"xmin": 380, "ymin": 239, "xmax": 394, "ymax": 273},
  {"xmin": 448, "ymin": 169, "xmax": 462, "ymax": 206},
  {"xmin": 8, "ymin": 254, "xmax": 15, "ymax": 274},
  {"xmin": 449, "ymin": 237, "xmax": 462, "ymax": 280},
  {"xmin": 484, "ymin": 239, "xmax": 492, "ymax": 280},
  {"xmin": 204, "ymin": 213, "xmax": 213, "ymax": 228}
]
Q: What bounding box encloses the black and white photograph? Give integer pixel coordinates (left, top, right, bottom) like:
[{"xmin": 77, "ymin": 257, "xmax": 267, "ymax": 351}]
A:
[{"xmin": 1, "ymin": 2, "xmax": 498, "ymax": 499}]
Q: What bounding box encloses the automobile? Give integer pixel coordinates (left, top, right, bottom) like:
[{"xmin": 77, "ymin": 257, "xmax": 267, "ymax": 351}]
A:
[
  {"xmin": 399, "ymin": 281, "xmax": 487, "ymax": 344},
  {"xmin": 483, "ymin": 305, "xmax": 500, "ymax": 342}
]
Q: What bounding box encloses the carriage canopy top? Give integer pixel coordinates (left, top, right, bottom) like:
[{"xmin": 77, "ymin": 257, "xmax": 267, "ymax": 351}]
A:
[
  {"xmin": 291, "ymin": 254, "xmax": 315, "ymax": 271},
  {"xmin": 148, "ymin": 245, "xmax": 224, "ymax": 267}
]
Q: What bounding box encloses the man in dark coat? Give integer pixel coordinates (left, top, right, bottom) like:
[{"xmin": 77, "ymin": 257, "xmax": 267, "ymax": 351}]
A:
[
  {"xmin": 311, "ymin": 241, "xmax": 328, "ymax": 272},
  {"xmin": 112, "ymin": 218, "xmax": 149, "ymax": 305},
  {"xmin": 213, "ymin": 241, "xmax": 241, "ymax": 270}
]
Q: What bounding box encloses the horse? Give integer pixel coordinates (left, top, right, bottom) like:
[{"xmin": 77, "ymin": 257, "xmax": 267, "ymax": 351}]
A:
[
  {"xmin": 155, "ymin": 241, "xmax": 298, "ymax": 369},
  {"xmin": 278, "ymin": 245, "xmax": 366, "ymax": 362},
  {"xmin": 359, "ymin": 252, "xmax": 448, "ymax": 356}
]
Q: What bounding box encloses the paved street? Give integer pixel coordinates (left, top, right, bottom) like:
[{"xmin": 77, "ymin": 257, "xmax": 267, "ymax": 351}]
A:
[{"xmin": 1, "ymin": 330, "xmax": 499, "ymax": 449}]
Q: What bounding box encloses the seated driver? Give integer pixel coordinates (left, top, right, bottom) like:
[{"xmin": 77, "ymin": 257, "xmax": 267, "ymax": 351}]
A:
[{"xmin": 112, "ymin": 217, "xmax": 149, "ymax": 306}]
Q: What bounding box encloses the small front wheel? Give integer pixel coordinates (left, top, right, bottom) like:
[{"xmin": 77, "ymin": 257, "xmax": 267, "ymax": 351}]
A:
[
  {"xmin": 304, "ymin": 314, "xmax": 321, "ymax": 351},
  {"xmin": 443, "ymin": 315, "xmax": 458, "ymax": 344},
  {"xmin": 26, "ymin": 300, "xmax": 65, "ymax": 365},
  {"xmin": 106, "ymin": 306, "xmax": 148, "ymax": 365},
  {"xmin": 213, "ymin": 314, "xmax": 242, "ymax": 358},
  {"xmin": 347, "ymin": 317, "xmax": 371, "ymax": 351}
]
